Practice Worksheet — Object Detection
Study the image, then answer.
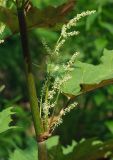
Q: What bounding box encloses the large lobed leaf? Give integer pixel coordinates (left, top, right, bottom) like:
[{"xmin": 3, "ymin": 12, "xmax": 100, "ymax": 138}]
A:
[
  {"xmin": 0, "ymin": 107, "xmax": 15, "ymax": 134},
  {"xmin": 0, "ymin": 0, "xmax": 75, "ymax": 34},
  {"xmin": 62, "ymin": 49, "xmax": 113, "ymax": 97},
  {"xmin": 9, "ymin": 146, "xmax": 37, "ymax": 160},
  {"xmin": 66, "ymin": 138, "xmax": 113, "ymax": 160},
  {"xmin": 9, "ymin": 136, "xmax": 59, "ymax": 160},
  {"xmin": 9, "ymin": 136, "xmax": 113, "ymax": 160}
]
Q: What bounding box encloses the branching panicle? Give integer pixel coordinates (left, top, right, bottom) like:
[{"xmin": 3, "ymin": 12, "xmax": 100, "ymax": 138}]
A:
[{"xmin": 39, "ymin": 10, "xmax": 96, "ymax": 134}]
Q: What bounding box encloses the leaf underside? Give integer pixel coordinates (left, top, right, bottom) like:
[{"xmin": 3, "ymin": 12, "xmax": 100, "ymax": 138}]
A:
[{"xmin": 0, "ymin": 0, "xmax": 75, "ymax": 34}]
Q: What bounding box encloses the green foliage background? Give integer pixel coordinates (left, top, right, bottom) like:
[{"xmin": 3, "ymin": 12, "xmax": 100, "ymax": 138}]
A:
[{"xmin": 1, "ymin": 0, "xmax": 113, "ymax": 159}]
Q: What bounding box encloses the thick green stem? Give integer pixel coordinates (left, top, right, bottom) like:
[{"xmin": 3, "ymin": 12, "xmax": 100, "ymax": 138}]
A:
[
  {"xmin": 16, "ymin": 3, "xmax": 48, "ymax": 160},
  {"xmin": 17, "ymin": 7, "xmax": 43, "ymax": 139},
  {"xmin": 38, "ymin": 142, "xmax": 48, "ymax": 160}
]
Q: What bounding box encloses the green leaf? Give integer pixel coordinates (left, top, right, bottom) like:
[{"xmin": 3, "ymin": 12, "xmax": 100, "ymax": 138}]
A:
[
  {"xmin": 9, "ymin": 136, "xmax": 59, "ymax": 160},
  {"xmin": 0, "ymin": 85, "xmax": 5, "ymax": 92},
  {"xmin": 46, "ymin": 136, "xmax": 59, "ymax": 150},
  {"xmin": 105, "ymin": 121, "xmax": 113, "ymax": 134},
  {"xmin": 67, "ymin": 138, "xmax": 113, "ymax": 160},
  {"xmin": 9, "ymin": 138, "xmax": 38, "ymax": 160},
  {"xmin": 94, "ymin": 38, "xmax": 108, "ymax": 51},
  {"xmin": 86, "ymin": 12, "xmax": 98, "ymax": 31},
  {"xmin": 99, "ymin": 21, "xmax": 113, "ymax": 35},
  {"xmin": 93, "ymin": 92, "xmax": 105, "ymax": 106},
  {"xmin": 96, "ymin": 0, "xmax": 113, "ymax": 6},
  {"xmin": 0, "ymin": 107, "xmax": 15, "ymax": 134},
  {"xmin": 9, "ymin": 146, "xmax": 38, "ymax": 160},
  {"xmin": 62, "ymin": 49, "xmax": 113, "ymax": 97},
  {"xmin": 62, "ymin": 140, "xmax": 77, "ymax": 155},
  {"xmin": 9, "ymin": 136, "xmax": 113, "ymax": 160}
]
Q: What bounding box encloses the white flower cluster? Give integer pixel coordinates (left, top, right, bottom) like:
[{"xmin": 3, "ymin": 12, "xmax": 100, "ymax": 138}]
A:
[
  {"xmin": 61, "ymin": 10, "xmax": 96, "ymax": 38},
  {"xmin": 42, "ymin": 101, "xmax": 56, "ymax": 119},
  {"xmin": 64, "ymin": 52, "xmax": 79, "ymax": 71},
  {"xmin": 54, "ymin": 39, "xmax": 66, "ymax": 55},
  {"xmin": 53, "ymin": 65, "xmax": 59, "ymax": 72},
  {"xmin": 40, "ymin": 10, "xmax": 96, "ymax": 134},
  {"xmin": 61, "ymin": 24, "xmax": 79, "ymax": 38},
  {"xmin": 41, "ymin": 73, "xmax": 72, "ymax": 126},
  {"xmin": 59, "ymin": 74, "xmax": 72, "ymax": 86},
  {"xmin": 48, "ymin": 90, "xmax": 56, "ymax": 100},
  {"xmin": 0, "ymin": 23, "xmax": 5, "ymax": 44},
  {"xmin": 0, "ymin": 39, "xmax": 4, "ymax": 44},
  {"xmin": 49, "ymin": 74, "xmax": 71, "ymax": 97},
  {"xmin": 42, "ymin": 102, "xmax": 50, "ymax": 117},
  {"xmin": 53, "ymin": 10, "xmax": 96, "ymax": 56},
  {"xmin": 51, "ymin": 117, "xmax": 63, "ymax": 131},
  {"xmin": 42, "ymin": 39, "xmax": 52, "ymax": 55},
  {"xmin": 47, "ymin": 79, "xmax": 59, "ymax": 102},
  {"xmin": 0, "ymin": 24, "xmax": 5, "ymax": 35},
  {"xmin": 51, "ymin": 102, "xmax": 78, "ymax": 132},
  {"xmin": 63, "ymin": 102, "xmax": 78, "ymax": 115}
]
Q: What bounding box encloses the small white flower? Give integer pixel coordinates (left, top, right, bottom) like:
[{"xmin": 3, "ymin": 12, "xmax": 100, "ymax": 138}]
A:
[
  {"xmin": 66, "ymin": 31, "xmax": 80, "ymax": 37},
  {"xmin": 53, "ymin": 77, "xmax": 60, "ymax": 90},
  {"xmin": 51, "ymin": 117, "xmax": 63, "ymax": 132},
  {"xmin": 63, "ymin": 102, "xmax": 78, "ymax": 115},
  {"xmin": 48, "ymin": 90, "xmax": 56, "ymax": 100},
  {"xmin": 61, "ymin": 24, "xmax": 67, "ymax": 38},
  {"xmin": 0, "ymin": 23, "xmax": 5, "ymax": 35},
  {"xmin": 51, "ymin": 102, "xmax": 78, "ymax": 132},
  {"xmin": 60, "ymin": 74, "xmax": 72, "ymax": 84},
  {"xmin": 54, "ymin": 39, "xmax": 66, "ymax": 55},
  {"xmin": 42, "ymin": 38, "xmax": 52, "ymax": 55},
  {"xmin": 53, "ymin": 65, "xmax": 59, "ymax": 72},
  {"xmin": 0, "ymin": 39, "xmax": 4, "ymax": 44},
  {"xmin": 64, "ymin": 52, "xmax": 79, "ymax": 71},
  {"xmin": 42, "ymin": 102, "xmax": 50, "ymax": 117},
  {"xmin": 66, "ymin": 10, "xmax": 96, "ymax": 29},
  {"xmin": 50, "ymin": 102, "xmax": 56, "ymax": 108}
]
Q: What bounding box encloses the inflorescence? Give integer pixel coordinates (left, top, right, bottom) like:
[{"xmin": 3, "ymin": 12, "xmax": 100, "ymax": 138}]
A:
[{"xmin": 41, "ymin": 10, "xmax": 96, "ymax": 134}]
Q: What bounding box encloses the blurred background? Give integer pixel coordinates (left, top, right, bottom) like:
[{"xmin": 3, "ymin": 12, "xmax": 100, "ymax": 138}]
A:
[{"xmin": 0, "ymin": 0, "xmax": 113, "ymax": 159}]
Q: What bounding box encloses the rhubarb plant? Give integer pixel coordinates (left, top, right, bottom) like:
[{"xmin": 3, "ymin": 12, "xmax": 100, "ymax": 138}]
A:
[{"xmin": 1, "ymin": 0, "xmax": 113, "ymax": 160}]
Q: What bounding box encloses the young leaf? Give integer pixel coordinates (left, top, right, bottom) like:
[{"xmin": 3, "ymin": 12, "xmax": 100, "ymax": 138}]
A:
[
  {"xmin": 0, "ymin": 107, "xmax": 15, "ymax": 134},
  {"xmin": 62, "ymin": 49, "xmax": 113, "ymax": 97}
]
